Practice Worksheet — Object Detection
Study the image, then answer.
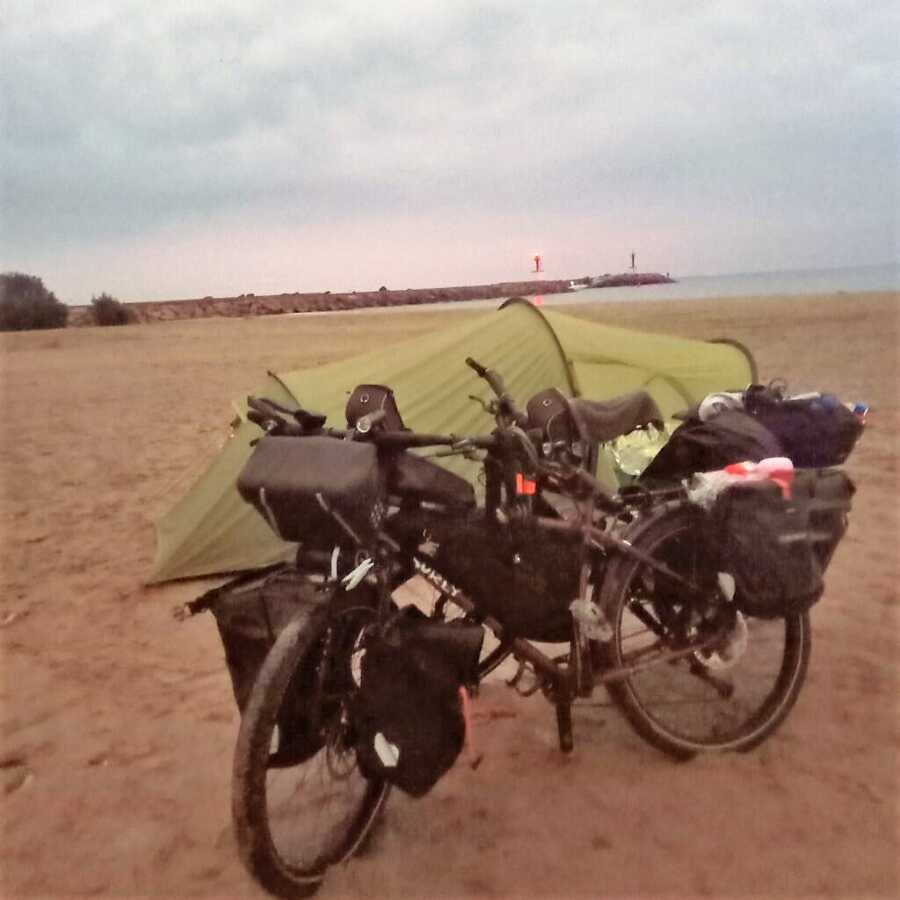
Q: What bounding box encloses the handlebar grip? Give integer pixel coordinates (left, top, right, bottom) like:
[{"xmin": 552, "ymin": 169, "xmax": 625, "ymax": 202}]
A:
[
  {"xmin": 465, "ymin": 357, "xmax": 510, "ymax": 407},
  {"xmin": 465, "ymin": 357, "xmax": 487, "ymax": 377}
]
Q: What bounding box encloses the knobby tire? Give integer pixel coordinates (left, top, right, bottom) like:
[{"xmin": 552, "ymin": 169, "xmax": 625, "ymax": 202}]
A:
[{"xmin": 232, "ymin": 606, "xmax": 389, "ymax": 899}]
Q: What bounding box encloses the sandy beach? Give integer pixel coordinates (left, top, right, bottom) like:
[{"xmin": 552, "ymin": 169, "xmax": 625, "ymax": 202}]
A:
[{"xmin": 1, "ymin": 291, "xmax": 898, "ymax": 898}]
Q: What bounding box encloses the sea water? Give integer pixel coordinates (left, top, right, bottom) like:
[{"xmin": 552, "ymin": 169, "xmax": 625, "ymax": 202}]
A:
[
  {"xmin": 299, "ymin": 262, "xmax": 898, "ymax": 317},
  {"xmin": 543, "ymin": 262, "xmax": 899, "ymax": 307}
]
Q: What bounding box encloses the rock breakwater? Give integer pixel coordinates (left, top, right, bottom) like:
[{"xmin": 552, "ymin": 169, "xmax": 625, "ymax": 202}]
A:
[{"xmin": 67, "ymin": 280, "xmax": 572, "ymax": 326}]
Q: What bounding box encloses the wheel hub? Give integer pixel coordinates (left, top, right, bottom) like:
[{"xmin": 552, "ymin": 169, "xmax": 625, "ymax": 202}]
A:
[{"xmin": 695, "ymin": 611, "xmax": 749, "ymax": 671}]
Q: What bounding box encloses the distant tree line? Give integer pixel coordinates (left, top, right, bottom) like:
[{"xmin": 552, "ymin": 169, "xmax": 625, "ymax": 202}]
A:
[{"xmin": 0, "ymin": 272, "xmax": 134, "ymax": 330}]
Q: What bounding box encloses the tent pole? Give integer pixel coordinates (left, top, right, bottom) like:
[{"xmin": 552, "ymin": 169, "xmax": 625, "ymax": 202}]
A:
[{"xmin": 498, "ymin": 297, "xmax": 582, "ymax": 397}]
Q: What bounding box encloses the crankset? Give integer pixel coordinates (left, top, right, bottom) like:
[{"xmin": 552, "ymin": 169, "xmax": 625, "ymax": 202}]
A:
[{"xmin": 506, "ymin": 658, "xmax": 547, "ymax": 697}]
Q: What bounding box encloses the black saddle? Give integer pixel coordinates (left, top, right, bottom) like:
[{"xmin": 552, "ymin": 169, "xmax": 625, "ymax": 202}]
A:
[{"xmin": 569, "ymin": 392, "xmax": 664, "ymax": 444}]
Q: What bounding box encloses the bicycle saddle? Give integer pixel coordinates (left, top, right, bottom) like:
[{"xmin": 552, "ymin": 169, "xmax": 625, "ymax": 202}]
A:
[{"xmin": 569, "ymin": 391, "xmax": 663, "ymax": 444}]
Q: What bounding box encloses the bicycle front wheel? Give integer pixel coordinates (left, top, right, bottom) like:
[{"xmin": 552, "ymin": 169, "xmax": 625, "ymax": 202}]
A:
[
  {"xmin": 233, "ymin": 604, "xmax": 389, "ymax": 899},
  {"xmin": 601, "ymin": 506, "xmax": 811, "ymax": 759}
]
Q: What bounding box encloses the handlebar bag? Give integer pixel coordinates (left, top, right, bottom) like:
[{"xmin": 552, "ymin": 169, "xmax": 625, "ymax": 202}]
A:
[
  {"xmin": 345, "ymin": 384, "xmax": 407, "ymax": 432},
  {"xmin": 353, "ymin": 608, "xmax": 482, "ymax": 797},
  {"xmin": 711, "ymin": 469, "xmax": 853, "ymax": 618},
  {"xmin": 237, "ymin": 435, "xmax": 386, "ymax": 548}
]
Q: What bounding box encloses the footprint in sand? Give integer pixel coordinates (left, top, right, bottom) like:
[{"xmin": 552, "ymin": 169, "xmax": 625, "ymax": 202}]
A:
[{"xmin": 1, "ymin": 756, "xmax": 34, "ymax": 795}]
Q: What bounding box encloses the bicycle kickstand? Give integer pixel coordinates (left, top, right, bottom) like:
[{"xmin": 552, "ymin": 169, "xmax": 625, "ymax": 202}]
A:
[{"xmin": 555, "ymin": 699, "xmax": 574, "ymax": 754}]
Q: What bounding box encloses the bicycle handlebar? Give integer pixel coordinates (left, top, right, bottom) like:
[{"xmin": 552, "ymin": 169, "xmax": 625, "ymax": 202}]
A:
[
  {"xmin": 465, "ymin": 356, "xmax": 526, "ymax": 426},
  {"xmin": 354, "ymin": 408, "xmax": 387, "ymax": 434},
  {"xmin": 247, "ymin": 391, "xmax": 619, "ymax": 510},
  {"xmin": 246, "ymin": 397, "xmax": 307, "ymax": 436},
  {"xmin": 464, "ymin": 356, "xmax": 495, "ymax": 388}
]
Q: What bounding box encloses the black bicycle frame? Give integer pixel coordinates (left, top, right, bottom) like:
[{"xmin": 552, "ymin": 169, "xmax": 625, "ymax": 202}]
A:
[{"xmin": 297, "ymin": 420, "xmax": 717, "ymax": 752}]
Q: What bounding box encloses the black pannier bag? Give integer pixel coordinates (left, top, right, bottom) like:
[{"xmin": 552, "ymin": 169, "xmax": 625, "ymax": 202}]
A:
[
  {"xmin": 353, "ymin": 608, "xmax": 484, "ymax": 797},
  {"xmin": 711, "ymin": 469, "xmax": 854, "ymax": 618},
  {"xmin": 433, "ymin": 519, "xmax": 578, "ymax": 641},
  {"xmin": 198, "ymin": 567, "xmax": 324, "ymax": 712},
  {"xmin": 345, "ymin": 384, "xmax": 407, "ymax": 432},
  {"xmin": 743, "ymin": 386, "xmax": 863, "ymax": 468},
  {"xmin": 199, "ymin": 569, "xmax": 381, "ymax": 766},
  {"xmin": 641, "ymin": 409, "xmax": 783, "ymax": 483},
  {"xmin": 237, "ymin": 435, "xmax": 386, "ymax": 548}
]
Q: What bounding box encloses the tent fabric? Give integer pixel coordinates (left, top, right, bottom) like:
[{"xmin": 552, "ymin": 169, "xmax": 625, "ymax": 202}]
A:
[{"xmin": 150, "ymin": 300, "xmax": 755, "ymax": 583}]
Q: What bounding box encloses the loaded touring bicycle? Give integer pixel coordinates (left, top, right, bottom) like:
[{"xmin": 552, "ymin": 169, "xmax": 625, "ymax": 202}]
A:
[{"xmin": 178, "ymin": 352, "xmax": 861, "ymax": 899}]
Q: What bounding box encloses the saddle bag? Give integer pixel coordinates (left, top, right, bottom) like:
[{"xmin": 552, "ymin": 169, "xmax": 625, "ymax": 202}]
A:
[
  {"xmin": 237, "ymin": 435, "xmax": 386, "ymax": 548},
  {"xmin": 712, "ymin": 469, "xmax": 854, "ymax": 618},
  {"xmin": 353, "ymin": 608, "xmax": 483, "ymax": 797}
]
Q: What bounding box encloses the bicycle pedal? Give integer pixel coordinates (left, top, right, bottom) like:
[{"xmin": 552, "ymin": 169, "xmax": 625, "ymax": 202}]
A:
[{"xmin": 506, "ymin": 659, "xmax": 542, "ymax": 697}]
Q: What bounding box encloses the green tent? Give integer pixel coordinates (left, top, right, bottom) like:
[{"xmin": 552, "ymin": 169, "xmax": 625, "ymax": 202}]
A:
[{"xmin": 150, "ymin": 300, "xmax": 755, "ymax": 583}]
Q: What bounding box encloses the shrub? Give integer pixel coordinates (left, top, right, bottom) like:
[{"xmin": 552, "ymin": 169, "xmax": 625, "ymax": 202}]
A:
[
  {"xmin": 91, "ymin": 293, "xmax": 134, "ymax": 326},
  {"xmin": 0, "ymin": 272, "xmax": 69, "ymax": 331}
]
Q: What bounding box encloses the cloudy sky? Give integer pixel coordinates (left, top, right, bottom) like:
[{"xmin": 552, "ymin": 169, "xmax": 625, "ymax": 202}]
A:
[{"xmin": 2, "ymin": 0, "xmax": 898, "ymax": 303}]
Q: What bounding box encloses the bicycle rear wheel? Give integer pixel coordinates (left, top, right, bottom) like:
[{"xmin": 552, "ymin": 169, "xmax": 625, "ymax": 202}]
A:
[
  {"xmin": 600, "ymin": 506, "xmax": 810, "ymax": 759},
  {"xmin": 233, "ymin": 602, "xmax": 389, "ymax": 898}
]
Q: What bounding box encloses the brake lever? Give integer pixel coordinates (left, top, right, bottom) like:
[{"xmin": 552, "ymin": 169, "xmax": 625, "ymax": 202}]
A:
[
  {"xmin": 468, "ymin": 394, "xmax": 494, "ymax": 415},
  {"xmin": 246, "ymin": 409, "xmax": 274, "ymax": 431},
  {"xmin": 247, "ymin": 404, "xmax": 306, "ymax": 440}
]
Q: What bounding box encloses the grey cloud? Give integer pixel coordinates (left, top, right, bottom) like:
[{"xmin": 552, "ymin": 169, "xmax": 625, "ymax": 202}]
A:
[{"xmin": 2, "ymin": 0, "xmax": 897, "ymax": 267}]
